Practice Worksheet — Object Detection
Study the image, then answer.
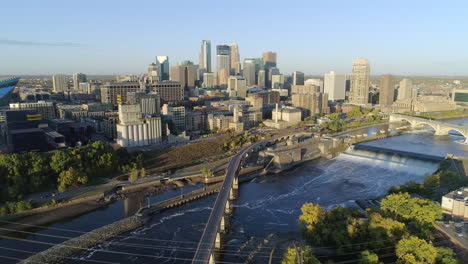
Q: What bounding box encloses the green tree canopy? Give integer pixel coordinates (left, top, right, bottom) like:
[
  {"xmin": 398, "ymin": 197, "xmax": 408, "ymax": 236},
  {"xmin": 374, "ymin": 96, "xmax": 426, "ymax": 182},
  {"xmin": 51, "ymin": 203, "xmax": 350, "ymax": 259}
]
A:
[
  {"xmin": 396, "ymin": 236, "xmax": 437, "ymax": 264},
  {"xmin": 359, "ymin": 250, "xmax": 382, "ymax": 264},
  {"xmin": 57, "ymin": 167, "xmax": 88, "ymax": 192},
  {"xmin": 435, "ymin": 247, "xmax": 459, "ymax": 264},
  {"xmin": 282, "ymin": 246, "xmax": 321, "ymax": 264}
]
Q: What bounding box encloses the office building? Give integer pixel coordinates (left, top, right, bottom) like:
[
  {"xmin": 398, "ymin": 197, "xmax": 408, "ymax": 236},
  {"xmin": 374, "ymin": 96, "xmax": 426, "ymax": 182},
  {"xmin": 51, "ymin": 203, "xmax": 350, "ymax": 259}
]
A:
[
  {"xmin": 53, "ymin": 74, "xmax": 68, "ymax": 93},
  {"xmin": 398, "ymin": 78, "xmax": 413, "ymax": 101},
  {"xmin": 203, "ymin": 72, "xmax": 216, "ymax": 88},
  {"xmin": 3, "ymin": 109, "xmax": 46, "ymax": 152},
  {"xmin": 267, "ymin": 67, "xmax": 280, "ymax": 88},
  {"xmin": 217, "ymin": 55, "xmax": 230, "ymax": 86},
  {"xmin": 228, "ymin": 77, "xmax": 247, "ymax": 98},
  {"xmin": 148, "ymin": 63, "xmax": 159, "ymax": 83},
  {"xmin": 72, "ymin": 73, "xmax": 87, "ymax": 91},
  {"xmin": 324, "ymin": 71, "xmax": 346, "ymax": 101},
  {"xmin": 379, "ymin": 74, "xmax": 395, "ymax": 106},
  {"xmin": 162, "ymin": 104, "xmax": 186, "ymax": 133},
  {"xmin": 9, "ymin": 101, "xmax": 57, "ymax": 120},
  {"xmin": 248, "ymin": 90, "xmax": 280, "ymax": 105},
  {"xmin": 264, "ymin": 105, "xmax": 302, "ymax": 129},
  {"xmin": 148, "ymin": 81, "xmax": 184, "ymax": 103},
  {"xmin": 257, "ymin": 70, "xmax": 266, "ymax": 88},
  {"xmin": 127, "ymin": 91, "xmax": 160, "ymax": 115},
  {"xmin": 170, "ymin": 65, "xmax": 197, "ymax": 96},
  {"xmin": 156, "ymin": 56, "xmax": 170, "ymax": 80},
  {"xmin": 243, "ymin": 59, "xmax": 256, "ymax": 86},
  {"xmin": 292, "ymin": 71, "xmax": 305, "ymax": 86},
  {"xmin": 262, "ymin": 51, "xmax": 277, "ymax": 69},
  {"xmin": 101, "ymin": 82, "xmax": 141, "ymax": 105},
  {"xmin": 230, "ymin": 43, "xmax": 241, "ymax": 74},
  {"xmin": 199, "ymin": 40, "xmax": 212, "ymax": 72},
  {"xmin": 350, "ymin": 58, "xmax": 370, "ymax": 105},
  {"xmin": 271, "ymin": 74, "xmax": 284, "ymax": 89}
]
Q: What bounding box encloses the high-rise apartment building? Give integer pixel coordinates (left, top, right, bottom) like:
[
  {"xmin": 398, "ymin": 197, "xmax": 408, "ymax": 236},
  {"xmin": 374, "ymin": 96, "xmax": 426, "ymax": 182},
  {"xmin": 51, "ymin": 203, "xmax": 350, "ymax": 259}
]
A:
[
  {"xmin": 292, "ymin": 71, "xmax": 305, "ymax": 86},
  {"xmin": 72, "ymin": 73, "xmax": 87, "ymax": 91},
  {"xmin": 324, "ymin": 71, "xmax": 346, "ymax": 101},
  {"xmin": 162, "ymin": 104, "xmax": 186, "ymax": 133},
  {"xmin": 230, "ymin": 43, "xmax": 241, "ymax": 75},
  {"xmin": 243, "ymin": 59, "xmax": 256, "ymax": 86},
  {"xmin": 398, "ymin": 78, "xmax": 413, "ymax": 101},
  {"xmin": 350, "ymin": 58, "xmax": 370, "ymax": 105},
  {"xmin": 379, "ymin": 74, "xmax": 395, "ymax": 106},
  {"xmin": 156, "ymin": 56, "xmax": 170, "ymax": 80},
  {"xmin": 199, "ymin": 40, "xmax": 212, "ymax": 72},
  {"xmin": 53, "ymin": 74, "xmax": 68, "ymax": 93}
]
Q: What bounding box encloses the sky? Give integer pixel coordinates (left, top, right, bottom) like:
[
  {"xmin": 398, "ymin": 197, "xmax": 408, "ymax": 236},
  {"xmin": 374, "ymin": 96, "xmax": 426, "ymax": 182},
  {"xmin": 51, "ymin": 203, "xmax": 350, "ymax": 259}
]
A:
[{"xmin": 1, "ymin": 0, "xmax": 468, "ymax": 76}]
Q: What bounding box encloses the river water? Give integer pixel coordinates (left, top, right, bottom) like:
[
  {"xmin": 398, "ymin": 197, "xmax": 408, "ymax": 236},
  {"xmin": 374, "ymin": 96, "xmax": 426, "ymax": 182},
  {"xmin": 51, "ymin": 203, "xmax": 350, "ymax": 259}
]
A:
[{"xmin": 0, "ymin": 118, "xmax": 466, "ymax": 264}]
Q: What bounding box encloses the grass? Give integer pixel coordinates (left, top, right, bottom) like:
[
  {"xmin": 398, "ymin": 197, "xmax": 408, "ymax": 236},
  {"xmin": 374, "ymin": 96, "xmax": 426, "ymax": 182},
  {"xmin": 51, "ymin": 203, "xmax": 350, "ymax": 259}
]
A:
[{"xmin": 143, "ymin": 136, "xmax": 227, "ymax": 170}]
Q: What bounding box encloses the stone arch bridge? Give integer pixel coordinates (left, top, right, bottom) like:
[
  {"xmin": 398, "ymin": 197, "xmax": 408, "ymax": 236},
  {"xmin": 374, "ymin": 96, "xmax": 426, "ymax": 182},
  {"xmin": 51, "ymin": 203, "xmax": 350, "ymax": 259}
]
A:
[{"xmin": 389, "ymin": 113, "xmax": 468, "ymax": 143}]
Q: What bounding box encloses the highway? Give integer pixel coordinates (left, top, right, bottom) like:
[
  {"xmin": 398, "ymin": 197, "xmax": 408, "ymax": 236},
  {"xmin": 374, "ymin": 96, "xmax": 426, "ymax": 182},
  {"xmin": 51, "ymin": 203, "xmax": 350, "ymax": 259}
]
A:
[{"xmin": 191, "ymin": 140, "xmax": 264, "ymax": 263}]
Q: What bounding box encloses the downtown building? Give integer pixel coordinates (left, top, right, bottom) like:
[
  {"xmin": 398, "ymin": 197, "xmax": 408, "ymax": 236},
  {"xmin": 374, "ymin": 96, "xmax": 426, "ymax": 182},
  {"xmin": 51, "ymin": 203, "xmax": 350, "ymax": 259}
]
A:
[
  {"xmin": 324, "ymin": 71, "xmax": 346, "ymax": 101},
  {"xmin": 216, "ymin": 45, "xmax": 231, "ymax": 87},
  {"xmin": 100, "ymin": 82, "xmax": 142, "ymax": 105},
  {"xmin": 199, "ymin": 40, "xmax": 212, "ymax": 72},
  {"xmin": 53, "ymin": 74, "xmax": 68, "ymax": 93},
  {"xmin": 379, "ymin": 74, "xmax": 395, "ymax": 106},
  {"xmin": 349, "ymin": 58, "xmax": 370, "ymax": 105}
]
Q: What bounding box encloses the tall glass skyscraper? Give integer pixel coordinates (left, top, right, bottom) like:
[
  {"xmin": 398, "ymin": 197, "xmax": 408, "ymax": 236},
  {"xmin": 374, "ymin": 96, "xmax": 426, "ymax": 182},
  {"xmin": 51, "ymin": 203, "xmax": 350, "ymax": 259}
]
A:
[
  {"xmin": 199, "ymin": 40, "xmax": 212, "ymax": 72},
  {"xmin": 216, "ymin": 45, "xmax": 231, "ymax": 86},
  {"xmin": 156, "ymin": 56, "xmax": 170, "ymax": 81},
  {"xmin": 350, "ymin": 58, "xmax": 370, "ymax": 105}
]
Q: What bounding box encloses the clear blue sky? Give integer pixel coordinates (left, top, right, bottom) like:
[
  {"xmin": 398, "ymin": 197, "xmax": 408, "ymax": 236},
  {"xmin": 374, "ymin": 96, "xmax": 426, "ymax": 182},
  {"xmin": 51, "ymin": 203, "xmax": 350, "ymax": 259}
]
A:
[{"xmin": 2, "ymin": 0, "xmax": 467, "ymax": 76}]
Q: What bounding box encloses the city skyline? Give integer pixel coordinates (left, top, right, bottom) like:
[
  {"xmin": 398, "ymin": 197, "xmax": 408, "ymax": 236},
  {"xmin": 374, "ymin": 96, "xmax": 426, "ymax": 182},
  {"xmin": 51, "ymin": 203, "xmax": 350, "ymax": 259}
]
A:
[{"xmin": 2, "ymin": 1, "xmax": 468, "ymax": 76}]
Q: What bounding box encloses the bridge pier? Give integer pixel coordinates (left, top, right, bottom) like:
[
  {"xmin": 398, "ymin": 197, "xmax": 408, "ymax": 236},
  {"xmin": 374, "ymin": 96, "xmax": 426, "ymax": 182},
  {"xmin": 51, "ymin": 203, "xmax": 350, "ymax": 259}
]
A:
[
  {"xmin": 225, "ymin": 200, "xmax": 231, "ymax": 214},
  {"xmin": 229, "ymin": 187, "xmax": 238, "ymax": 200}
]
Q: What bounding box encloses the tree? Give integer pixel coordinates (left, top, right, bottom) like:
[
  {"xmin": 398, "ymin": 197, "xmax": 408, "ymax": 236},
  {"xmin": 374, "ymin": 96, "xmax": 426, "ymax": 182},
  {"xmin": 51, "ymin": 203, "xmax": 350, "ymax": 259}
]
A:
[
  {"xmin": 347, "ymin": 107, "xmax": 363, "ymax": 119},
  {"xmin": 381, "ymin": 193, "xmax": 442, "ymax": 234},
  {"xmin": 139, "ymin": 168, "xmax": 146, "ymax": 178},
  {"xmin": 57, "ymin": 167, "xmax": 88, "ymax": 192},
  {"xmin": 282, "ymin": 246, "xmax": 321, "ymax": 264},
  {"xmin": 328, "ymin": 113, "xmax": 340, "ymax": 121},
  {"xmin": 128, "ymin": 168, "xmax": 139, "ymax": 183},
  {"xmin": 359, "ymin": 250, "xmax": 382, "ymax": 264},
  {"xmin": 435, "ymin": 247, "xmax": 459, "ymax": 264},
  {"xmin": 396, "ymin": 236, "xmax": 437, "ymax": 264},
  {"xmin": 299, "ymin": 203, "xmax": 325, "ymax": 233}
]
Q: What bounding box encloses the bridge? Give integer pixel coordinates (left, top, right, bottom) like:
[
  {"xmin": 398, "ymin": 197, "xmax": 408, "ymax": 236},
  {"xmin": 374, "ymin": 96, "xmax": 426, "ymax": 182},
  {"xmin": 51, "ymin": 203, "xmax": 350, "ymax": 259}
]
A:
[
  {"xmin": 389, "ymin": 113, "xmax": 468, "ymax": 143},
  {"xmin": 192, "ymin": 140, "xmax": 266, "ymax": 264}
]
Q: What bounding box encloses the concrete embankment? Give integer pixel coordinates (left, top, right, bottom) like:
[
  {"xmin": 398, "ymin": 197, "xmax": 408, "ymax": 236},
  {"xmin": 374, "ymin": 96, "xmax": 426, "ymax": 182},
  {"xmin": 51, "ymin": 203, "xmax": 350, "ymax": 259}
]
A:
[{"xmin": 20, "ymin": 215, "xmax": 148, "ymax": 264}]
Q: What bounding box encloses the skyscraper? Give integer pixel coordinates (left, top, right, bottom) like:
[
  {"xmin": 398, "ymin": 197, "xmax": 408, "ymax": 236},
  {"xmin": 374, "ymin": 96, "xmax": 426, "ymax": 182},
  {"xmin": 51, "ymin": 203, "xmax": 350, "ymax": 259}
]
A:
[
  {"xmin": 148, "ymin": 63, "xmax": 159, "ymax": 83},
  {"xmin": 199, "ymin": 40, "xmax": 212, "ymax": 72},
  {"xmin": 228, "ymin": 76, "xmax": 247, "ymax": 98},
  {"xmin": 72, "ymin": 73, "xmax": 86, "ymax": 91},
  {"xmin": 53, "ymin": 74, "xmax": 68, "ymax": 93},
  {"xmin": 379, "ymin": 74, "xmax": 395, "ymax": 106},
  {"xmin": 350, "ymin": 58, "xmax": 370, "ymax": 105},
  {"xmin": 398, "ymin": 78, "xmax": 413, "ymax": 101},
  {"xmin": 262, "ymin": 51, "xmax": 277, "ymax": 69},
  {"xmin": 216, "ymin": 45, "xmax": 231, "ymax": 87},
  {"xmin": 324, "ymin": 71, "xmax": 346, "ymax": 101},
  {"xmin": 292, "ymin": 71, "xmax": 305, "ymax": 86},
  {"xmin": 263, "ymin": 51, "xmax": 277, "ymax": 88},
  {"xmin": 230, "ymin": 43, "xmax": 241, "ymax": 75},
  {"xmin": 170, "ymin": 65, "xmax": 197, "ymax": 96},
  {"xmin": 243, "ymin": 59, "xmax": 256, "ymax": 86},
  {"xmin": 257, "ymin": 70, "xmax": 266, "ymax": 88},
  {"xmin": 156, "ymin": 56, "xmax": 170, "ymax": 80}
]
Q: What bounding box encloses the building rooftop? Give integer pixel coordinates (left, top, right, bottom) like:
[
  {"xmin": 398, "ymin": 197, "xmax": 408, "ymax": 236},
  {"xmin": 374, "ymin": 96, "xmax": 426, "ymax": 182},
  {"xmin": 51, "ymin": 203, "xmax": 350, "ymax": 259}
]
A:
[{"xmin": 444, "ymin": 187, "xmax": 468, "ymax": 201}]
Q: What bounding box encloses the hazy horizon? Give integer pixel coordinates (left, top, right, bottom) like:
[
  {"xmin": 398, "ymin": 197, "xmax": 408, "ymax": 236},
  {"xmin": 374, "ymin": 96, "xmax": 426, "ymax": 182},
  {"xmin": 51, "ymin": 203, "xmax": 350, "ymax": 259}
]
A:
[{"xmin": 2, "ymin": 0, "xmax": 468, "ymax": 76}]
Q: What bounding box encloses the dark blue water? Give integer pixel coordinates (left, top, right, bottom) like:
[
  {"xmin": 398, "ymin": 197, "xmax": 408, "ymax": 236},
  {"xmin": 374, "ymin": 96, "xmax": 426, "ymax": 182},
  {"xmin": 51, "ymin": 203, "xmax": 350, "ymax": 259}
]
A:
[{"xmin": 0, "ymin": 118, "xmax": 466, "ymax": 264}]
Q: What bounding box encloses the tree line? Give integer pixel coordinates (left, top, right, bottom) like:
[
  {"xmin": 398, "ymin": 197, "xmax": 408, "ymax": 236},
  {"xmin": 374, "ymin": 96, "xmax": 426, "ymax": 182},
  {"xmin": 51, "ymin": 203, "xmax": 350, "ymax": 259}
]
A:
[
  {"xmin": 282, "ymin": 192, "xmax": 458, "ymax": 264},
  {"xmin": 0, "ymin": 142, "xmax": 143, "ymax": 206}
]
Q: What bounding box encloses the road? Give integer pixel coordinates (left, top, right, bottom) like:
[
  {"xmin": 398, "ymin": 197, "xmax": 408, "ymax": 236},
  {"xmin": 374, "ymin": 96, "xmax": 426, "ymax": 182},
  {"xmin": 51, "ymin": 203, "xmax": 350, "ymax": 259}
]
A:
[{"xmin": 192, "ymin": 141, "xmax": 265, "ymax": 263}]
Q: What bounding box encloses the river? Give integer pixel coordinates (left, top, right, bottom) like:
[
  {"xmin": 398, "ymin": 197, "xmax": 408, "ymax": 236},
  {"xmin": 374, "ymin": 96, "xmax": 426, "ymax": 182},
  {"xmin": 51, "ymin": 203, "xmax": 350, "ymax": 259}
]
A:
[{"xmin": 0, "ymin": 118, "xmax": 466, "ymax": 264}]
